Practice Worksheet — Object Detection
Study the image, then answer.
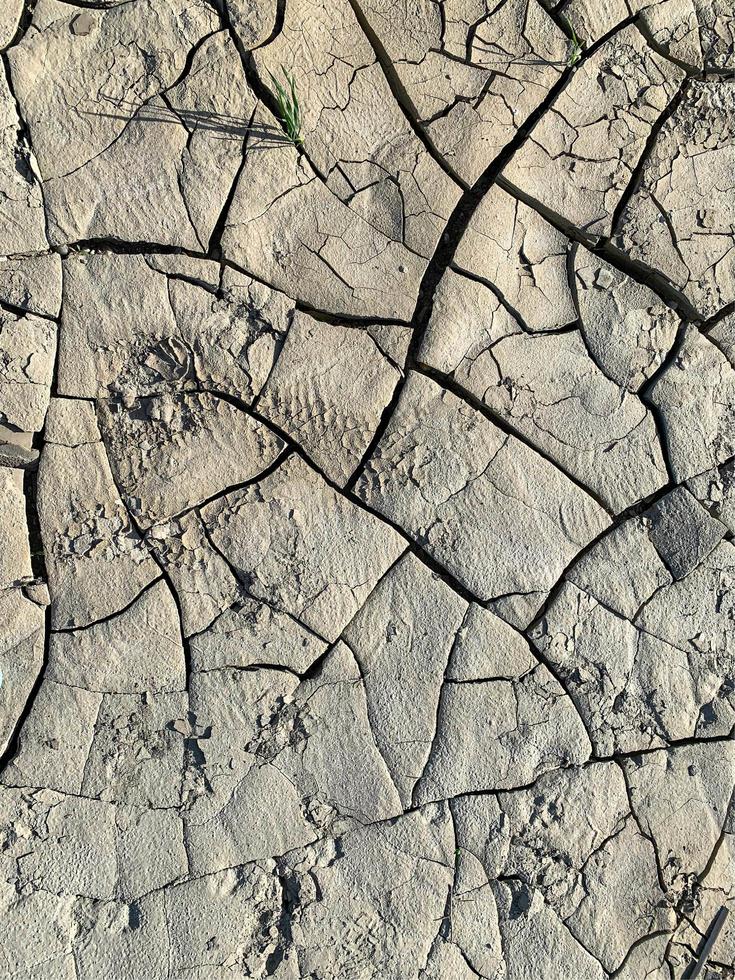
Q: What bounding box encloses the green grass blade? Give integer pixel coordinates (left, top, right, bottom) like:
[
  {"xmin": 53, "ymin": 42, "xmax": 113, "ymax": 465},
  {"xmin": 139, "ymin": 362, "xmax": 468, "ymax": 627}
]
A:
[{"xmin": 269, "ymin": 66, "xmax": 303, "ymax": 146}]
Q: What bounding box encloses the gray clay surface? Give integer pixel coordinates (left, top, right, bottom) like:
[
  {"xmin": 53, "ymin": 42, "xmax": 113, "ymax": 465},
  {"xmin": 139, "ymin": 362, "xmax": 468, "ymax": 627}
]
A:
[{"xmin": 0, "ymin": 0, "xmax": 733, "ymax": 977}]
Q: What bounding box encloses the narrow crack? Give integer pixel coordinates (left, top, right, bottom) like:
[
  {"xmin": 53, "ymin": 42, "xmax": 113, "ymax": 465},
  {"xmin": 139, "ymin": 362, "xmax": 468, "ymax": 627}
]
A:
[
  {"xmin": 637, "ymin": 318, "xmax": 690, "ymax": 485},
  {"xmin": 609, "ymin": 76, "xmax": 691, "ymax": 238},
  {"xmin": 49, "ymin": 574, "xmax": 165, "ymax": 635},
  {"xmin": 497, "ymin": 172, "xmax": 701, "ymax": 320},
  {"xmin": 346, "ymin": 0, "xmax": 467, "ymax": 190},
  {"xmin": 412, "ymin": 362, "xmax": 614, "ymax": 516},
  {"xmin": 0, "ymin": 601, "xmax": 49, "ymax": 776},
  {"xmin": 94, "ymin": 407, "xmax": 193, "ymax": 692},
  {"xmin": 5, "ymin": 0, "xmax": 38, "ymax": 50},
  {"xmin": 207, "ymin": 99, "xmax": 258, "ymax": 257}
]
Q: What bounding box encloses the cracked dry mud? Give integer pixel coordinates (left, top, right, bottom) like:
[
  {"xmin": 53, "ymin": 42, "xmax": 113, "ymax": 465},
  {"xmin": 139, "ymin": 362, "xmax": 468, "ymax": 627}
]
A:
[{"xmin": 0, "ymin": 0, "xmax": 733, "ymax": 978}]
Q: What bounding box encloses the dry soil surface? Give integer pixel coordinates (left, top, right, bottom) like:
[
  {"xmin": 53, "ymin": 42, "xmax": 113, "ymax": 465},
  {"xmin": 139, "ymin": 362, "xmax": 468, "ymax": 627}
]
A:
[{"xmin": 0, "ymin": 0, "xmax": 734, "ymax": 977}]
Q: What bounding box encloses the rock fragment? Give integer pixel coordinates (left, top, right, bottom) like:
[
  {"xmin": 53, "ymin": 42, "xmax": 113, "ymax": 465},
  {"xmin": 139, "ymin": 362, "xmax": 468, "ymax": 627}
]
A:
[
  {"xmin": 47, "ymin": 579, "xmax": 186, "ymax": 695},
  {"xmin": 8, "ymin": 0, "xmax": 240, "ymax": 249},
  {"xmin": 648, "ymin": 324, "xmax": 735, "ymax": 482},
  {"xmin": 574, "ymin": 247, "xmax": 679, "ymax": 391},
  {"xmin": 0, "ymin": 254, "xmax": 62, "ymax": 319},
  {"xmin": 1, "ymin": 679, "xmax": 102, "ymax": 794},
  {"xmin": 190, "ymin": 596, "xmax": 327, "ymax": 674},
  {"xmin": 453, "ymin": 183, "xmax": 576, "ymax": 332},
  {"xmin": 344, "ymin": 554, "xmax": 467, "ymax": 807},
  {"xmin": 646, "ymin": 485, "xmax": 726, "ymax": 579},
  {"xmin": 0, "ymin": 308, "xmax": 56, "ymax": 434},
  {"xmin": 0, "ymin": 589, "xmax": 44, "ymax": 758},
  {"xmin": 0, "ymin": 466, "xmax": 32, "ymax": 587},
  {"xmin": 0, "ymin": 65, "xmax": 47, "ymax": 256},
  {"xmin": 143, "ymin": 510, "xmax": 242, "ymax": 638},
  {"xmin": 0, "ymin": 441, "xmax": 38, "ymax": 469},
  {"xmin": 0, "ymin": 0, "xmax": 22, "ymax": 50},
  {"xmin": 414, "ymin": 661, "xmax": 591, "ymax": 801}
]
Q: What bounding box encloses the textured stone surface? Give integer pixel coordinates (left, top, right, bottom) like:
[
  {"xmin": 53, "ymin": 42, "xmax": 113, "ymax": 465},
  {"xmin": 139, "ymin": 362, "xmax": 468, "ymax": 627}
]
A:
[
  {"xmin": 189, "ymin": 595, "xmax": 327, "ymax": 674},
  {"xmin": 687, "ymin": 452, "xmax": 735, "ymax": 534},
  {"xmin": 47, "ymin": 579, "xmax": 186, "ymax": 695},
  {"xmin": 8, "ymin": 0, "xmax": 230, "ymax": 248},
  {"xmin": 143, "ymin": 509, "xmax": 242, "ymax": 638},
  {"xmin": 453, "ymin": 762, "xmax": 675, "ymax": 973},
  {"xmin": 1, "ymin": 2, "xmax": 733, "ymax": 976},
  {"xmin": 343, "ymin": 553, "xmax": 467, "ymax": 807},
  {"xmin": 0, "ymin": 466, "xmax": 31, "ymax": 587},
  {"xmin": 257, "ymin": 312, "xmax": 402, "ymax": 485},
  {"xmin": 0, "ymin": 253, "xmax": 62, "ymax": 318},
  {"xmin": 453, "ymin": 182, "xmax": 577, "ymax": 332},
  {"xmin": 0, "ymin": 308, "xmax": 56, "ymax": 435},
  {"xmin": 38, "ymin": 399, "xmax": 159, "ymax": 629},
  {"xmin": 420, "ymin": 268, "xmax": 668, "ymax": 512},
  {"xmin": 503, "ymin": 25, "xmax": 685, "ymax": 235},
  {"xmin": 250, "ymin": 0, "xmax": 461, "ymax": 256},
  {"xmin": 57, "ymin": 252, "xmax": 296, "ymax": 403},
  {"xmin": 99, "ymin": 391, "xmax": 285, "ymax": 527},
  {"xmin": 221, "ymin": 126, "xmax": 429, "ymax": 319},
  {"xmin": 204, "ymin": 453, "xmax": 407, "ymax": 641},
  {"xmin": 574, "ymin": 247, "xmax": 679, "ymax": 391},
  {"xmin": 358, "ymin": 0, "xmax": 568, "ymax": 185},
  {"xmin": 414, "ymin": 658, "xmax": 591, "ymax": 801},
  {"xmin": 648, "ymin": 324, "xmax": 735, "ymax": 481},
  {"xmin": 0, "ymin": 65, "xmax": 47, "ymax": 256},
  {"xmin": 355, "ymin": 372, "xmax": 609, "ymax": 625},
  {"xmin": 565, "ymin": 0, "xmax": 735, "ymax": 70},
  {"xmin": 0, "ymin": 0, "xmax": 22, "ymax": 50},
  {"xmin": 616, "ymin": 80, "xmax": 735, "ymax": 318},
  {"xmin": 531, "ymin": 499, "xmax": 734, "ymax": 755},
  {"xmin": 0, "ymin": 589, "xmax": 44, "ymax": 758}
]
